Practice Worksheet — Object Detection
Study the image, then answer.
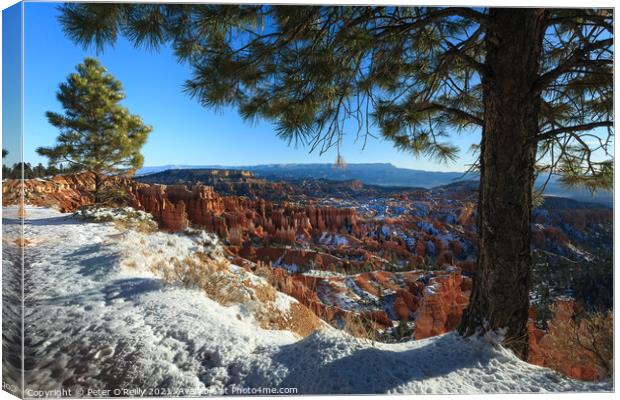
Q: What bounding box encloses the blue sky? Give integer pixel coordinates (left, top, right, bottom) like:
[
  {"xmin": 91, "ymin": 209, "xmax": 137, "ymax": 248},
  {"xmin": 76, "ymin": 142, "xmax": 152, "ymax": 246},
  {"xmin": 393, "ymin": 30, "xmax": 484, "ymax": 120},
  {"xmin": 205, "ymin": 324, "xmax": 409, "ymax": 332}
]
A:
[
  {"xmin": 19, "ymin": 2, "xmax": 481, "ymax": 171},
  {"xmin": 2, "ymin": 2, "xmax": 22, "ymax": 167}
]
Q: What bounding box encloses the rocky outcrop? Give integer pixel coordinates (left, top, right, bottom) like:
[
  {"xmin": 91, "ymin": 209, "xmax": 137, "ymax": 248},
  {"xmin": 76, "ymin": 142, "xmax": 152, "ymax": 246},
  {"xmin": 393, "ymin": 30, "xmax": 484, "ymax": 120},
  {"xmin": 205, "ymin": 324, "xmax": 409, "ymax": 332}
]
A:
[
  {"xmin": 253, "ymin": 259, "xmax": 470, "ymax": 341},
  {"xmin": 132, "ymin": 184, "xmax": 189, "ymax": 231},
  {"xmin": 413, "ymin": 268, "xmax": 471, "ymax": 339},
  {"xmin": 528, "ymin": 300, "xmax": 608, "ymax": 381},
  {"xmin": 5, "ymin": 175, "xmax": 358, "ymax": 241},
  {"xmin": 131, "ymin": 183, "xmax": 360, "ymax": 249},
  {"xmin": 268, "ymin": 268, "xmax": 342, "ymax": 323},
  {"xmin": 2, "ymin": 172, "xmax": 136, "ymax": 211}
]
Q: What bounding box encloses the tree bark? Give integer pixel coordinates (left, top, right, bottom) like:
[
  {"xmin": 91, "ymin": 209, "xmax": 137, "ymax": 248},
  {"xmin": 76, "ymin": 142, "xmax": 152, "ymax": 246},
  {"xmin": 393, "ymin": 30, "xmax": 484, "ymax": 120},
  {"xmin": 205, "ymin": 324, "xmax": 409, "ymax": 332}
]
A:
[
  {"xmin": 458, "ymin": 8, "xmax": 547, "ymax": 360},
  {"xmin": 94, "ymin": 172, "xmax": 102, "ymax": 206}
]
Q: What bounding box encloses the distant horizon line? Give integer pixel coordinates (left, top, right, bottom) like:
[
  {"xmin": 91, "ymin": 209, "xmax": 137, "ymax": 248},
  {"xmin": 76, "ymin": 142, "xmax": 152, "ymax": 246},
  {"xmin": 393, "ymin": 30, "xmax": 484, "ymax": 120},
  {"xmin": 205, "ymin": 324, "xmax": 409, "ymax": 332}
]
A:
[
  {"xmin": 3, "ymin": 160, "xmax": 476, "ymax": 174},
  {"xmin": 137, "ymin": 162, "xmax": 474, "ymax": 174}
]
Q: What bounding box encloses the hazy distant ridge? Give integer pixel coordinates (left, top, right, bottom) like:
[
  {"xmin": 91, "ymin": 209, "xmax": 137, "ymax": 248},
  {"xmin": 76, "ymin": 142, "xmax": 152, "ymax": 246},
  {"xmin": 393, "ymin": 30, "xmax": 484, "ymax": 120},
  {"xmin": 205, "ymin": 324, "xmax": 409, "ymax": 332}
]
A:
[
  {"xmin": 137, "ymin": 163, "xmax": 473, "ymax": 188},
  {"xmin": 136, "ymin": 163, "xmax": 612, "ymax": 205}
]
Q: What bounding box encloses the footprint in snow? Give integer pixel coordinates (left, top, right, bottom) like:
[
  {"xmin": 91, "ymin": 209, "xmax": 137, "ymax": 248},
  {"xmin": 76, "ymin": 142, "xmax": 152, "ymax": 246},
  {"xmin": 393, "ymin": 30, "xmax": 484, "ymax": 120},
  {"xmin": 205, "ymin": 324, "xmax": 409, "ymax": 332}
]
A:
[{"xmin": 94, "ymin": 346, "xmax": 115, "ymax": 360}]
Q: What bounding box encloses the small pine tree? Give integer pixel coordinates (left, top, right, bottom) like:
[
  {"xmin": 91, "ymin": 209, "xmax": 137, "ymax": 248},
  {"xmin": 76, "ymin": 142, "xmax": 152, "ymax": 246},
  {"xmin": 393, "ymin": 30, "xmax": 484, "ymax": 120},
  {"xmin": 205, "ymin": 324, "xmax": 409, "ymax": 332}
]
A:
[
  {"xmin": 33, "ymin": 163, "xmax": 46, "ymax": 178},
  {"xmin": 396, "ymin": 318, "xmax": 410, "ymax": 340},
  {"xmin": 2, "ymin": 149, "xmax": 8, "ymax": 180},
  {"xmin": 37, "ymin": 58, "xmax": 152, "ymax": 205},
  {"xmin": 46, "ymin": 164, "xmax": 60, "ymax": 176},
  {"xmin": 13, "ymin": 162, "xmax": 34, "ymax": 179}
]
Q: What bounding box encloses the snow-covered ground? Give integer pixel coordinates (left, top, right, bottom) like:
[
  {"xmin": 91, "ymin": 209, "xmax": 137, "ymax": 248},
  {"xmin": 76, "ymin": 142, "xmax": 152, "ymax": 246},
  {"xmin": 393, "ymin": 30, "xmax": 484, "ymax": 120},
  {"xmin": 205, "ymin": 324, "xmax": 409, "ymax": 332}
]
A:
[{"xmin": 2, "ymin": 206, "xmax": 612, "ymax": 395}]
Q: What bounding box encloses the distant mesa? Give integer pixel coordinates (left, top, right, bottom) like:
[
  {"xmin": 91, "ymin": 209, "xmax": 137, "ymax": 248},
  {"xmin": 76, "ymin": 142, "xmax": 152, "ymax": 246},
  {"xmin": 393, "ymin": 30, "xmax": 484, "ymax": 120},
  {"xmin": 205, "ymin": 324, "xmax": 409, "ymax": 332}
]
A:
[
  {"xmin": 135, "ymin": 167, "xmax": 431, "ymax": 201},
  {"xmin": 136, "ymin": 163, "xmax": 473, "ymax": 189},
  {"xmin": 136, "ymin": 163, "xmax": 612, "ymax": 206},
  {"xmin": 138, "ymin": 168, "xmax": 255, "ymax": 182}
]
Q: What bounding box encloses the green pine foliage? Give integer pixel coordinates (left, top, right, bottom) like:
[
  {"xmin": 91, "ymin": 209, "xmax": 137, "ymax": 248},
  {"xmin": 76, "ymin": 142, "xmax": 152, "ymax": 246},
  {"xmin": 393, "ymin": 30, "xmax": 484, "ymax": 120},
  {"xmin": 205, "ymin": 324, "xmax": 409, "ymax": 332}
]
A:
[
  {"xmin": 58, "ymin": 5, "xmax": 612, "ymax": 192},
  {"xmin": 37, "ymin": 58, "xmax": 151, "ymax": 203}
]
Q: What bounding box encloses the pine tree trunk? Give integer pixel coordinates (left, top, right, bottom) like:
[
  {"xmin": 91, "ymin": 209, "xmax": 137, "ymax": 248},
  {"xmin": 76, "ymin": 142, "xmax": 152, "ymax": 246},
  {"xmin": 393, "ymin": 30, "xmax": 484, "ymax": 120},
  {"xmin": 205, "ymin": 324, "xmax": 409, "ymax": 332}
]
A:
[
  {"xmin": 458, "ymin": 9, "xmax": 547, "ymax": 360},
  {"xmin": 94, "ymin": 172, "xmax": 102, "ymax": 206}
]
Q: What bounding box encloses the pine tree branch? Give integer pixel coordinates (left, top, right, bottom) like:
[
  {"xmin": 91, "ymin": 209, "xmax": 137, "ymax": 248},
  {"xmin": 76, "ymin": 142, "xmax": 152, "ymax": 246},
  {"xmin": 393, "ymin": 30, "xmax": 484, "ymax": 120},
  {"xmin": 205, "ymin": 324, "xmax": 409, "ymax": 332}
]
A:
[
  {"xmin": 537, "ymin": 121, "xmax": 613, "ymax": 141},
  {"xmin": 534, "ymin": 38, "xmax": 613, "ymax": 93},
  {"xmin": 62, "ymin": 155, "xmax": 89, "ymax": 169},
  {"xmin": 372, "ymin": 7, "xmax": 487, "ymax": 39},
  {"xmin": 545, "ymin": 12, "xmax": 613, "ymax": 32},
  {"xmin": 420, "ymin": 103, "xmax": 484, "ymax": 126},
  {"xmin": 442, "ymin": 42, "xmax": 489, "ymax": 76},
  {"xmin": 439, "ymin": 25, "xmax": 488, "ymax": 76},
  {"xmin": 442, "ymin": 7, "xmax": 488, "ymax": 24}
]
